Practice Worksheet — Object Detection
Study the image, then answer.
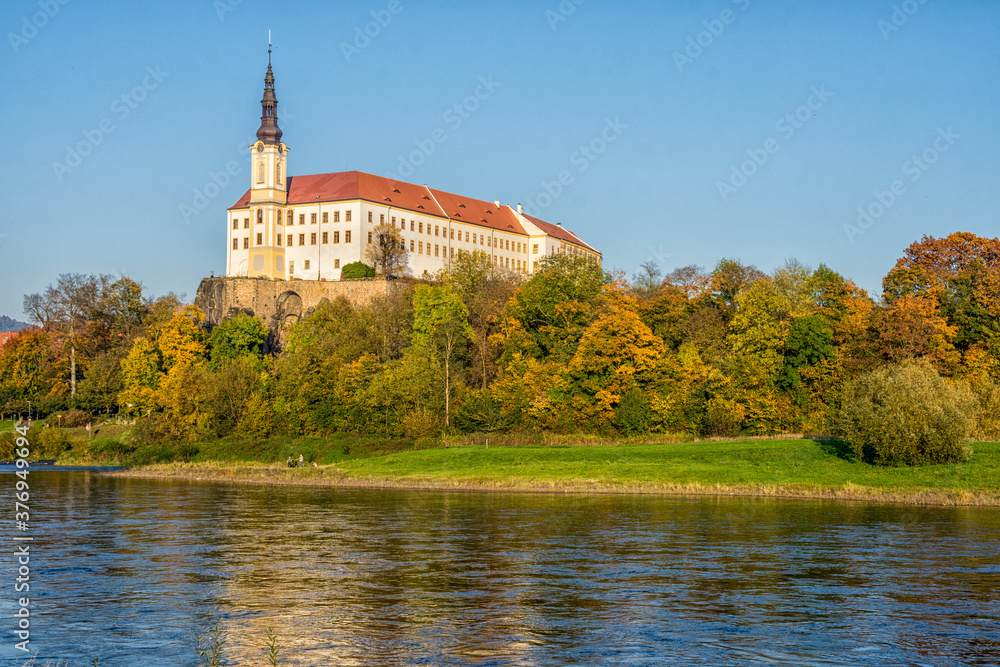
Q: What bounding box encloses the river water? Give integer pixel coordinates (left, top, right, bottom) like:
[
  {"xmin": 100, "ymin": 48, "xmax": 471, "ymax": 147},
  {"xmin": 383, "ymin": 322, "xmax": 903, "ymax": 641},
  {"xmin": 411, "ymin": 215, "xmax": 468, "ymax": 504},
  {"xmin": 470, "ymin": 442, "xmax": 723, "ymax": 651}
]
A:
[{"xmin": 1, "ymin": 471, "xmax": 998, "ymax": 666}]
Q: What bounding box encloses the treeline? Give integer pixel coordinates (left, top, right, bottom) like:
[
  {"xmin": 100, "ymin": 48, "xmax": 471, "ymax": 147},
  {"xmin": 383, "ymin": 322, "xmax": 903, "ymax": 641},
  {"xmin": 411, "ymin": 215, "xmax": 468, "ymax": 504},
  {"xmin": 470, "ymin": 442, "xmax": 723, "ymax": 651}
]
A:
[{"xmin": 2, "ymin": 232, "xmax": 999, "ymax": 449}]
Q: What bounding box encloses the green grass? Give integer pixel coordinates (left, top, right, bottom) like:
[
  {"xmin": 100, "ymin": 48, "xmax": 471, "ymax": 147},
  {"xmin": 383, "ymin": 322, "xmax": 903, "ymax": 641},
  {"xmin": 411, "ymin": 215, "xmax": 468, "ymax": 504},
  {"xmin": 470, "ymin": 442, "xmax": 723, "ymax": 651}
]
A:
[{"xmin": 332, "ymin": 438, "xmax": 1000, "ymax": 500}]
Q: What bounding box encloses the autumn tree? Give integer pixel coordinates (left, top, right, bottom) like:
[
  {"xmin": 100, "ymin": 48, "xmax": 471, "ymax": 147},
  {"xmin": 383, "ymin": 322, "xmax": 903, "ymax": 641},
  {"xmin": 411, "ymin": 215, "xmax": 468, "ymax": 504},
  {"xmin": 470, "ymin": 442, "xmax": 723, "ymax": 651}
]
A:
[
  {"xmin": 441, "ymin": 251, "xmax": 520, "ymax": 389},
  {"xmin": 0, "ymin": 329, "xmax": 57, "ymax": 414},
  {"xmin": 365, "ymin": 223, "xmax": 408, "ymax": 277},
  {"xmin": 23, "ymin": 273, "xmax": 107, "ymax": 398}
]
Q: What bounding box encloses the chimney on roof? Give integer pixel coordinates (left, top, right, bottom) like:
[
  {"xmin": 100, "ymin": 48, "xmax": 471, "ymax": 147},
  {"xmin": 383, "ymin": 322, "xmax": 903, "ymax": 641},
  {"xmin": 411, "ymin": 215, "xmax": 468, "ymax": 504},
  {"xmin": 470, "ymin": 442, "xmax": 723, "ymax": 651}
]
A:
[
  {"xmin": 494, "ymin": 200, "xmax": 500, "ymax": 207},
  {"xmin": 517, "ymin": 203, "xmax": 523, "ymax": 214},
  {"xmin": 557, "ymin": 222, "xmax": 562, "ymax": 227}
]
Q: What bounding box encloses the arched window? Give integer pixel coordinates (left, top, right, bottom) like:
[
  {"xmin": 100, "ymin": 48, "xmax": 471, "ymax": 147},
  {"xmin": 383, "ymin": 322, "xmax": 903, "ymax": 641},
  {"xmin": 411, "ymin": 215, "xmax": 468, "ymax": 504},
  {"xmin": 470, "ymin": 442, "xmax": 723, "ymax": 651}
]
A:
[
  {"xmin": 257, "ymin": 209, "xmax": 263, "ymax": 225},
  {"xmin": 257, "ymin": 161, "xmax": 265, "ymax": 184},
  {"xmin": 276, "ymin": 162, "xmax": 282, "ymax": 185}
]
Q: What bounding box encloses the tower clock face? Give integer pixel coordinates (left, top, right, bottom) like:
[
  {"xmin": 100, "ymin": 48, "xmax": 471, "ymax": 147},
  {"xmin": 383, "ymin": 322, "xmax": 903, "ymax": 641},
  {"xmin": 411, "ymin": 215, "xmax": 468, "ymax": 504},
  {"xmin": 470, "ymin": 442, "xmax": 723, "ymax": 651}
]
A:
[{"xmin": 255, "ymin": 142, "xmax": 264, "ymax": 152}]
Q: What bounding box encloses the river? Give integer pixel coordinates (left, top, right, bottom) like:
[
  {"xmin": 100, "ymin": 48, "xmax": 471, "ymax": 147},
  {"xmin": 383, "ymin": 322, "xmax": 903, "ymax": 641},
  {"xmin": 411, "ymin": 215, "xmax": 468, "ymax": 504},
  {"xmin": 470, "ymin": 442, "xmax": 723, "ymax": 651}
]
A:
[{"xmin": 1, "ymin": 471, "xmax": 998, "ymax": 666}]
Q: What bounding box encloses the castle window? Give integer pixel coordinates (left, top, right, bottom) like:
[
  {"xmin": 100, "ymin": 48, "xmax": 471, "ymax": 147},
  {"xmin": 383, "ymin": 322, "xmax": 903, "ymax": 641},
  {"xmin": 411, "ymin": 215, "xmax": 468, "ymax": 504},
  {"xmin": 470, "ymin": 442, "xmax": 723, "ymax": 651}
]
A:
[
  {"xmin": 257, "ymin": 161, "xmax": 264, "ymax": 184},
  {"xmin": 232, "ymin": 238, "xmax": 238, "ymax": 250},
  {"xmin": 368, "ymin": 212, "xmax": 373, "ymax": 223},
  {"xmin": 410, "ymin": 240, "xmax": 414, "ymax": 251},
  {"xmin": 243, "ymin": 238, "xmax": 249, "ymax": 249},
  {"xmin": 367, "ymin": 232, "xmax": 372, "ymax": 244},
  {"xmin": 244, "ymin": 218, "xmax": 250, "ymax": 229},
  {"xmin": 310, "ymin": 233, "xmax": 317, "ymax": 245},
  {"xmin": 276, "ymin": 163, "xmax": 282, "ymax": 185},
  {"xmin": 392, "ymin": 216, "xmax": 396, "ymax": 225},
  {"xmin": 323, "ymin": 212, "xmax": 329, "ymax": 223},
  {"xmin": 419, "ymin": 222, "xmax": 423, "ymax": 234},
  {"xmin": 311, "ymin": 213, "xmax": 317, "ymax": 224},
  {"xmin": 277, "ymin": 234, "xmax": 282, "ymax": 246},
  {"xmin": 533, "ymin": 244, "xmax": 539, "ymax": 254},
  {"xmin": 419, "ymin": 241, "xmax": 423, "ymax": 254},
  {"xmin": 465, "ymin": 232, "xmax": 469, "ymax": 242},
  {"xmin": 287, "ymin": 234, "xmax": 292, "ymax": 246},
  {"xmin": 435, "ymin": 225, "xmax": 439, "ymax": 237},
  {"xmin": 287, "ymin": 211, "xmax": 293, "ymax": 225},
  {"xmin": 298, "ymin": 234, "xmax": 305, "ymax": 246},
  {"xmin": 334, "ymin": 211, "xmax": 341, "ymax": 222},
  {"xmin": 472, "ymin": 234, "xmax": 477, "ymax": 245},
  {"xmin": 450, "ymin": 247, "xmax": 454, "ymax": 259},
  {"xmin": 401, "ymin": 241, "xmax": 406, "ymax": 251},
  {"xmin": 256, "ymin": 233, "xmax": 263, "ymax": 246},
  {"xmin": 345, "ymin": 231, "xmax": 351, "ymax": 243},
  {"xmin": 334, "ymin": 259, "xmax": 341, "ymax": 269},
  {"xmin": 304, "ymin": 260, "xmax": 310, "ymax": 270},
  {"xmin": 434, "ymin": 244, "xmax": 439, "ymax": 257},
  {"xmin": 232, "ymin": 219, "xmax": 238, "ymax": 230},
  {"xmin": 346, "ymin": 211, "xmax": 352, "ymax": 222},
  {"xmin": 411, "ymin": 221, "xmax": 415, "ymax": 232},
  {"xmin": 380, "ymin": 214, "xmax": 385, "ymax": 224},
  {"xmin": 480, "ymin": 235, "xmax": 485, "ymax": 245},
  {"xmin": 322, "ymin": 232, "xmax": 328, "ymax": 244},
  {"xmin": 450, "ymin": 229, "xmax": 454, "ymax": 240},
  {"xmin": 333, "ymin": 231, "xmax": 340, "ymax": 244},
  {"xmin": 257, "ymin": 209, "xmax": 263, "ymax": 225}
]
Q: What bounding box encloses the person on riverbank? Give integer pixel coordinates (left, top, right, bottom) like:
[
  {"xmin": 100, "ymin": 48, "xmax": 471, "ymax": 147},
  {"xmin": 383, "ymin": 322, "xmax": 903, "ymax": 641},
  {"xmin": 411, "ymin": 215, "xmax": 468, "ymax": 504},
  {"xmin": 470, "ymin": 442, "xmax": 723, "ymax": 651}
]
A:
[{"xmin": 299, "ymin": 454, "xmax": 304, "ymax": 468}]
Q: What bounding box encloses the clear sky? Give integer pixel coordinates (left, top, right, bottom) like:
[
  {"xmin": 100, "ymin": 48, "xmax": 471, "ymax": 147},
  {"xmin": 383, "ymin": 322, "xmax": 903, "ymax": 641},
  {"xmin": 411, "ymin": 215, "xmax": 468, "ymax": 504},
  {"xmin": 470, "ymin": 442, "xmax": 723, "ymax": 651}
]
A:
[{"xmin": 2, "ymin": 0, "xmax": 998, "ymax": 320}]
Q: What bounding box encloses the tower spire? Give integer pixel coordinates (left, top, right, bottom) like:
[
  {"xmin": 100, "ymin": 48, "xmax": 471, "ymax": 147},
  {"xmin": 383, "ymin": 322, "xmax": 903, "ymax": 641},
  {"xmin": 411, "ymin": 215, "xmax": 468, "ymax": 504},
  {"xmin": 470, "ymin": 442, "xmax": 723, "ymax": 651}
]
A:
[{"xmin": 256, "ymin": 37, "xmax": 282, "ymax": 145}]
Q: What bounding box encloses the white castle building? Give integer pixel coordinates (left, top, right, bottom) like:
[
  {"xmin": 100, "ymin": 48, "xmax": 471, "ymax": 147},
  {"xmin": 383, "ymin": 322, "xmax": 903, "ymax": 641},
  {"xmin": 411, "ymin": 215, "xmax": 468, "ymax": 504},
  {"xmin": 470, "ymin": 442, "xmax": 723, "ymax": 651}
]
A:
[{"xmin": 226, "ymin": 54, "xmax": 600, "ymax": 281}]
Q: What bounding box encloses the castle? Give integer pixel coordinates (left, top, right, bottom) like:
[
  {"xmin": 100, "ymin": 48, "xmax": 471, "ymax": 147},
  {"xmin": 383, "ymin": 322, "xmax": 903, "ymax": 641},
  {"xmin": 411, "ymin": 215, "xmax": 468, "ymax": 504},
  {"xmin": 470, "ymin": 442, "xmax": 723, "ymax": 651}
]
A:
[{"xmin": 225, "ymin": 52, "xmax": 601, "ymax": 281}]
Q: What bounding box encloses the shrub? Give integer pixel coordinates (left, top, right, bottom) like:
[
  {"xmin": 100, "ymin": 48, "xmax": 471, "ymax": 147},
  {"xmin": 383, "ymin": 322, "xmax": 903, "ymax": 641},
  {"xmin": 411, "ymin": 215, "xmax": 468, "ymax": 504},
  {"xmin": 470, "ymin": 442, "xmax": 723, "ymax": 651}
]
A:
[
  {"xmin": 88, "ymin": 439, "xmax": 133, "ymax": 461},
  {"xmin": 615, "ymin": 388, "xmax": 652, "ymax": 436},
  {"xmin": 401, "ymin": 408, "xmax": 440, "ymax": 438},
  {"xmin": 37, "ymin": 428, "xmax": 71, "ymax": 458},
  {"xmin": 839, "ymin": 359, "xmax": 976, "ymax": 466},
  {"xmin": 341, "ymin": 261, "xmax": 376, "ymax": 280},
  {"xmin": 49, "ymin": 409, "xmax": 92, "ymax": 428},
  {"xmin": 174, "ymin": 443, "xmax": 200, "ymax": 462}
]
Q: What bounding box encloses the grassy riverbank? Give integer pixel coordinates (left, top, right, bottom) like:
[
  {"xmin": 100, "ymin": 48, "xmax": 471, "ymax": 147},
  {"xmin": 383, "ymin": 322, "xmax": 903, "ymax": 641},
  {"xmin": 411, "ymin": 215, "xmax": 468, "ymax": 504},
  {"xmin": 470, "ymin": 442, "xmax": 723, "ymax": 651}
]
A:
[{"xmin": 104, "ymin": 438, "xmax": 1000, "ymax": 506}]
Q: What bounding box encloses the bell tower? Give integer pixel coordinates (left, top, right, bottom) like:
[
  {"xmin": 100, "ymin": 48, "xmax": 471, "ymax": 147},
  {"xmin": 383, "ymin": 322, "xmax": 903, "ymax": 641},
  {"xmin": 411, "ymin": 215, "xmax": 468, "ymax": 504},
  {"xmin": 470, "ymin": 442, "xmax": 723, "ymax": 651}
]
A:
[{"xmin": 247, "ymin": 43, "xmax": 289, "ymax": 279}]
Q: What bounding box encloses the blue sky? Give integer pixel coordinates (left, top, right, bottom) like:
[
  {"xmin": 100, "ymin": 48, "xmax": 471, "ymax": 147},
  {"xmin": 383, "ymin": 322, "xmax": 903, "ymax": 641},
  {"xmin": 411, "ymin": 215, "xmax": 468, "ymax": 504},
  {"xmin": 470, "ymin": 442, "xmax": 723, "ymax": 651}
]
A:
[{"xmin": 2, "ymin": 0, "xmax": 998, "ymax": 320}]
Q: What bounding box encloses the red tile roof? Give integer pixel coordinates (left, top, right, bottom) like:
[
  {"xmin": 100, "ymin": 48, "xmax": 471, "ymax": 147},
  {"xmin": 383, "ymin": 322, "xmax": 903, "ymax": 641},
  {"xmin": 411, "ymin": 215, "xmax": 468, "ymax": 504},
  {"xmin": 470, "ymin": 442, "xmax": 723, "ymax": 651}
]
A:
[
  {"xmin": 523, "ymin": 213, "xmax": 599, "ymax": 254},
  {"xmin": 230, "ymin": 171, "xmax": 594, "ymax": 250}
]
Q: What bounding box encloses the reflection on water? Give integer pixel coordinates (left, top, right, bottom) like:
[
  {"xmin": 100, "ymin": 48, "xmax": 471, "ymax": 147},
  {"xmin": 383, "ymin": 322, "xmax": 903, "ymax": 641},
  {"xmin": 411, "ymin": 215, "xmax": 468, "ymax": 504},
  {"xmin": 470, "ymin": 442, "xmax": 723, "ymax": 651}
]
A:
[{"xmin": 0, "ymin": 472, "xmax": 998, "ymax": 666}]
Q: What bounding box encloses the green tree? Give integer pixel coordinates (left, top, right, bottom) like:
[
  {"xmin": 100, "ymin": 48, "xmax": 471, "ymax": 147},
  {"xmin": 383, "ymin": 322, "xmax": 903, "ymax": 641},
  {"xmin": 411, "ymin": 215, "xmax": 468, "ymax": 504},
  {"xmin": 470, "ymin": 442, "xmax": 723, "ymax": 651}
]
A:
[
  {"xmin": 208, "ymin": 312, "xmax": 268, "ymax": 369},
  {"xmin": 779, "ymin": 315, "xmax": 834, "ymax": 395},
  {"xmin": 76, "ymin": 350, "xmax": 124, "ymax": 414},
  {"xmin": 501, "ymin": 254, "xmax": 609, "ymax": 362},
  {"xmin": 615, "ymin": 387, "xmax": 653, "ymax": 436},
  {"xmin": 412, "ymin": 285, "xmax": 473, "ymax": 427}
]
